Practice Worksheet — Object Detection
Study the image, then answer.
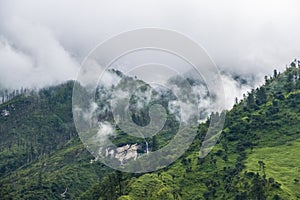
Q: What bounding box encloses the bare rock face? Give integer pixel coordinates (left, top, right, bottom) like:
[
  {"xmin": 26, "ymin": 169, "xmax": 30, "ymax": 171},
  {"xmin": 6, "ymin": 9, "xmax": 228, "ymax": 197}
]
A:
[
  {"xmin": 114, "ymin": 144, "xmax": 138, "ymax": 165},
  {"xmin": 90, "ymin": 143, "xmax": 139, "ymax": 165}
]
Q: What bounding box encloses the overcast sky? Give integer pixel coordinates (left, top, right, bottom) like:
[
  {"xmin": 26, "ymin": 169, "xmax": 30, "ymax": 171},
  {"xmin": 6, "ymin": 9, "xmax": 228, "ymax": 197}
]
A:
[{"xmin": 0, "ymin": 0, "xmax": 300, "ymax": 91}]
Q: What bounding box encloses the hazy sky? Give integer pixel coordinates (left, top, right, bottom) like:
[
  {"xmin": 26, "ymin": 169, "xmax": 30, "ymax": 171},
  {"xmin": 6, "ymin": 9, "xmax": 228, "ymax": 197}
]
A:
[{"xmin": 0, "ymin": 0, "xmax": 300, "ymax": 90}]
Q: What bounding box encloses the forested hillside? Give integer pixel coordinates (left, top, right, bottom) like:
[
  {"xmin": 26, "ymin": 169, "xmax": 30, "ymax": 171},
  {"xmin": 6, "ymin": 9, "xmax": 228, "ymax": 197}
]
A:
[{"xmin": 1, "ymin": 60, "xmax": 300, "ymax": 199}]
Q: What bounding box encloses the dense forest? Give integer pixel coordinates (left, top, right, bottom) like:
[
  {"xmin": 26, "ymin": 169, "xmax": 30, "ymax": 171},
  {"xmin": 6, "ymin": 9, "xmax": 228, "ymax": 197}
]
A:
[{"xmin": 1, "ymin": 60, "xmax": 300, "ymax": 199}]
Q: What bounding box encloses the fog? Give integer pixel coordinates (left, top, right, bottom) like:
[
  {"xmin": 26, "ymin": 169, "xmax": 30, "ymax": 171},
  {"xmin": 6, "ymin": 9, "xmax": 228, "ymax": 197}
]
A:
[{"xmin": 0, "ymin": 0, "xmax": 300, "ymax": 107}]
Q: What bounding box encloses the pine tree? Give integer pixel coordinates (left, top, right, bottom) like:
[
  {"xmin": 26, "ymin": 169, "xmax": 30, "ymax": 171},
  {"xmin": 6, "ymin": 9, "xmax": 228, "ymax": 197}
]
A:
[
  {"xmin": 256, "ymin": 87, "xmax": 267, "ymax": 105},
  {"xmin": 247, "ymin": 90, "xmax": 256, "ymax": 109},
  {"xmin": 274, "ymin": 69, "xmax": 278, "ymax": 78}
]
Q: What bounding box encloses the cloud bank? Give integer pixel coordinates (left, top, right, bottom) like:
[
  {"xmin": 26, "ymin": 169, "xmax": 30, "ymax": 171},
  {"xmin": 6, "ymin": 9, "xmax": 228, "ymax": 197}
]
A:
[{"xmin": 0, "ymin": 0, "xmax": 299, "ymax": 107}]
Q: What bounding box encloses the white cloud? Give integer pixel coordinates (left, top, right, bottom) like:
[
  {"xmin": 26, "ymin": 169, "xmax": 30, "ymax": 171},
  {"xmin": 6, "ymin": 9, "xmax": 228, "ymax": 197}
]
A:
[
  {"xmin": 95, "ymin": 121, "xmax": 115, "ymax": 143},
  {"xmin": 0, "ymin": 15, "xmax": 79, "ymax": 89},
  {"xmin": 221, "ymin": 74, "xmax": 261, "ymax": 109},
  {"xmin": 0, "ymin": 0, "xmax": 299, "ymax": 106}
]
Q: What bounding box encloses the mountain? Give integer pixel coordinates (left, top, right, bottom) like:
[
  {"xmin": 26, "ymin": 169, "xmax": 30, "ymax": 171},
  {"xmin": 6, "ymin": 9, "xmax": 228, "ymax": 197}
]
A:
[
  {"xmin": 0, "ymin": 81, "xmax": 113, "ymax": 199},
  {"xmin": 1, "ymin": 61, "xmax": 300, "ymax": 199}
]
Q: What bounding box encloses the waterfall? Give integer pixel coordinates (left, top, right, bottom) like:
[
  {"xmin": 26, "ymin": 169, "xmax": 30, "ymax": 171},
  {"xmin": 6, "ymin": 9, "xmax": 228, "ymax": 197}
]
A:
[{"xmin": 146, "ymin": 141, "xmax": 149, "ymax": 154}]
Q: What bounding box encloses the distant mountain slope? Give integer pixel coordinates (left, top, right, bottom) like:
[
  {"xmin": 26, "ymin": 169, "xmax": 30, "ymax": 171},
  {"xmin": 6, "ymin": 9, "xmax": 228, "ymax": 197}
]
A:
[
  {"xmin": 0, "ymin": 81, "xmax": 113, "ymax": 199},
  {"xmin": 0, "ymin": 81, "xmax": 75, "ymax": 174}
]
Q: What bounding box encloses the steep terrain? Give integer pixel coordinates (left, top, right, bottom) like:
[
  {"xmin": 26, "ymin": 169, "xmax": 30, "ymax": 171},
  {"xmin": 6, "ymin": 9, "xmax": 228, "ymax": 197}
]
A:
[
  {"xmin": 1, "ymin": 61, "xmax": 300, "ymax": 199},
  {"xmin": 0, "ymin": 82, "xmax": 113, "ymax": 199}
]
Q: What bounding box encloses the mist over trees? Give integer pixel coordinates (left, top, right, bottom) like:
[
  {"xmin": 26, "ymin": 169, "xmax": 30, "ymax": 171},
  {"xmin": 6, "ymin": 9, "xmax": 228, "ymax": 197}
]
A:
[{"xmin": 0, "ymin": 87, "xmax": 32, "ymax": 104}]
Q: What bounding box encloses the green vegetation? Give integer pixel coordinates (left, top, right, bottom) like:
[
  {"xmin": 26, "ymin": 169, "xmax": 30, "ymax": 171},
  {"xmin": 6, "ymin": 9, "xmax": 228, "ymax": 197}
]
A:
[
  {"xmin": 0, "ymin": 81, "xmax": 112, "ymax": 199},
  {"xmin": 1, "ymin": 61, "xmax": 300, "ymax": 199},
  {"xmin": 245, "ymin": 139, "xmax": 300, "ymax": 199}
]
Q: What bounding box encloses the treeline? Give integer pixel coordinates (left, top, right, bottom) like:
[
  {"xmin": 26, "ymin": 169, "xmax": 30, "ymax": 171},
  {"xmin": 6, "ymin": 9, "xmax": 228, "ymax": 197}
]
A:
[
  {"xmin": 235, "ymin": 59, "xmax": 300, "ymax": 109},
  {"xmin": 0, "ymin": 87, "xmax": 33, "ymax": 104}
]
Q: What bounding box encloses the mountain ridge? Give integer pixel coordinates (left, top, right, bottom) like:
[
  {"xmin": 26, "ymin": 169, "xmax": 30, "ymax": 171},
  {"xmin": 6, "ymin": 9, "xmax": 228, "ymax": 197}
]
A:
[{"xmin": 0, "ymin": 62, "xmax": 300, "ymax": 199}]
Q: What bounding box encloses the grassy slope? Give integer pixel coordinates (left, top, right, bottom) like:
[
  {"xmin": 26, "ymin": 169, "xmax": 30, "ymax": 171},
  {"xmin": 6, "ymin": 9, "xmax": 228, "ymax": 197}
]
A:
[{"xmin": 245, "ymin": 139, "xmax": 300, "ymax": 199}]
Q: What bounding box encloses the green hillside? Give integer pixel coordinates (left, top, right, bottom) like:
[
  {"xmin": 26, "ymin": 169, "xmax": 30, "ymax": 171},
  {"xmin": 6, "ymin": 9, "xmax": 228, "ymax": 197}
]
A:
[
  {"xmin": 0, "ymin": 82, "xmax": 113, "ymax": 199},
  {"xmin": 1, "ymin": 62, "xmax": 300, "ymax": 199}
]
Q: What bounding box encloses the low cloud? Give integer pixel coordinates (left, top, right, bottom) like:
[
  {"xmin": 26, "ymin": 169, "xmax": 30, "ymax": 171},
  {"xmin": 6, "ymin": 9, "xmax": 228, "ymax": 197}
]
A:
[
  {"xmin": 0, "ymin": 16, "xmax": 79, "ymax": 89},
  {"xmin": 1, "ymin": 0, "xmax": 299, "ymax": 107},
  {"xmin": 221, "ymin": 73, "xmax": 261, "ymax": 109}
]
